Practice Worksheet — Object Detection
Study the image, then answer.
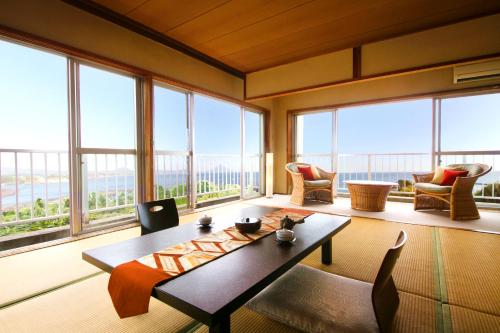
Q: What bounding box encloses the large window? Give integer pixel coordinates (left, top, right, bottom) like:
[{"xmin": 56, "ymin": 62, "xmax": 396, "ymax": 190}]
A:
[
  {"xmin": 152, "ymin": 87, "xmax": 265, "ymax": 209},
  {"xmin": 77, "ymin": 64, "xmax": 138, "ymax": 231},
  {"xmin": 0, "ymin": 39, "xmax": 70, "ymax": 248},
  {"xmin": 194, "ymin": 95, "xmax": 242, "ymax": 203},
  {"xmin": 438, "ymin": 93, "xmax": 500, "ymax": 202},
  {"xmin": 295, "ymin": 111, "xmax": 333, "ymax": 171},
  {"xmin": 0, "ymin": 36, "xmax": 265, "ymax": 251},
  {"xmin": 294, "ymin": 94, "xmax": 499, "ymax": 203},
  {"xmin": 153, "ymin": 85, "xmax": 189, "ymax": 208}
]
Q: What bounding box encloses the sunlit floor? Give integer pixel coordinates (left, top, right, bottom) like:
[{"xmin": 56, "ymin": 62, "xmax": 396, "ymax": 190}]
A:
[
  {"xmin": 1, "ymin": 198, "xmax": 500, "ymax": 332},
  {"xmin": 247, "ymin": 195, "xmax": 500, "ymax": 234}
]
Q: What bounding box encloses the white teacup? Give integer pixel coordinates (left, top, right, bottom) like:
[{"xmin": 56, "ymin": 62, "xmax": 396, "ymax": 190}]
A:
[
  {"xmin": 276, "ymin": 229, "xmax": 294, "ymax": 241},
  {"xmin": 199, "ymin": 215, "xmax": 212, "ymax": 225}
]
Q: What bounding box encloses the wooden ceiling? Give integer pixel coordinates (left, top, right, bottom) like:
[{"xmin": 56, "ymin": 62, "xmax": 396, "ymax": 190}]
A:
[{"xmin": 70, "ymin": 0, "xmax": 500, "ymax": 75}]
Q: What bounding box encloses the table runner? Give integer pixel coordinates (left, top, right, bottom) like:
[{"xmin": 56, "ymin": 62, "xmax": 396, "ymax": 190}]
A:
[{"xmin": 108, "ymin": 208, "xmax": 312, "ymax": 318}]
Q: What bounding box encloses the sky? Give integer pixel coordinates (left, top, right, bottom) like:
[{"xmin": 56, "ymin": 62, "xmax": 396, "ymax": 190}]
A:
[{"xmin": 0, "ymin": 38, "xmax": 499, "ymax": 172}]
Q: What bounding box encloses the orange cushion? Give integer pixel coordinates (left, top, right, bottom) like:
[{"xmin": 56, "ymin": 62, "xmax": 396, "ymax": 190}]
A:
[
  {"xmin": 440, "ymin": 169, "xmax": 468, "ymax": 186},
  {"xmin": 297, "ymin": 166, "xmax": 315, "ymax": 180}
]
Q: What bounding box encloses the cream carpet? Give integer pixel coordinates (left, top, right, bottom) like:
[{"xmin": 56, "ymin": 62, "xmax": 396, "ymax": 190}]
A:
[{"xmin": 248, "ymin": 195, "xmax": 500, "ymax": 234}]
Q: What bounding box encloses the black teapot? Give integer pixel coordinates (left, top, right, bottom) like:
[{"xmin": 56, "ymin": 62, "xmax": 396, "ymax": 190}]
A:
[{"xmin": 280, "ymin": 215, "xmax": 305, "ymax": 230}]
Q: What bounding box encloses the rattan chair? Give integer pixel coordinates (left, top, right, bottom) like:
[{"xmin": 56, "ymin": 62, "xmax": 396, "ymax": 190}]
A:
[
  {"xmin": 247, "ymin": 231, "xmax": 408, "ymax": 333},
  {"xmin": 285, "ymin": 162, "xmax": 336, "ymax": 206},
  {"xmin": 413, "ymin": 163, "xmax": 491, "ymax": 220}
]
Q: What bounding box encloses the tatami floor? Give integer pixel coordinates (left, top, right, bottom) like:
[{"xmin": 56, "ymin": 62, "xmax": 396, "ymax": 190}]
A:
[{"xmin": 1, "ymin": 197, "xmax": 499, "ymax": 333}]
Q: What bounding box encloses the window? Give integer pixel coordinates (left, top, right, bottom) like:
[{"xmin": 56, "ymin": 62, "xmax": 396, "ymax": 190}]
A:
[
  {"xmin": 243, "ymin": 110, "xmax": 264, "ymax": 198},
  {"xmin": 153, "ymin": 84, "xmax": 189, "ymax": 208},
  {"xmin": 295, "ymin": 111, "xmax": 334, "ymax": 171},
  {"xmin": 194, "ymin": 95, "xmax": 242, "ymax": 203},
  {"xmin": 438, "ymin": 93, "xmax": 500, "ymax": 202},
  {"xmin": 76, "ymin": 64, "xmax": 138, "ymax": 231},
  {"xmin": 0, "ymin": 39, "xmax": 69, "ymax": 248}
]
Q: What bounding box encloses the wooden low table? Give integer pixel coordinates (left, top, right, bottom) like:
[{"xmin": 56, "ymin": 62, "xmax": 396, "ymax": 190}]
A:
[
  {"xmin": 83, "ymin": 206, "xmax": 350, "ymax": 333},
  {"xmin": 345, "ymin": 180, "xmax": 398, "ymax": 212}
]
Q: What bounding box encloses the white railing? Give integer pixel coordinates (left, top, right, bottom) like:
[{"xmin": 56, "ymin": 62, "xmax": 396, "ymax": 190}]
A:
[
  {"xmin": 298, "ymin": 152, "xmax": 500, "ymax": 202},
  {"xmin": 0, "ymin": 149, "xmax": 137, "ymax": 227},
  {"xmin": 0, "ymin": 149, "xmax": 69, "ymax": 226},
  {"xmin": 337, "ymin": 153, "xmax": 432, "ymax": 193},
  {"xmin": 80, "ymin": 153, "xmax": 136, "ymax": 226},
  {"xmin": 154, "ymin": 152, "xmax": 263, "ymax": 204},
  {"xmin": 439, "ymin": 151, "xmax": 500, "ymax": 200},
  {"xmin": 154, "ymin": 151, "xmax": 189, "ymax": 205}
]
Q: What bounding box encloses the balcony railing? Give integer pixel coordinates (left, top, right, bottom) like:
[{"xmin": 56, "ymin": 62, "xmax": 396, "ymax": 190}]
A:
[
  {"xmin": 297, "ymin": 152, "xmax": 500, "ymax": 202},
  {"xmin": 0, "ymin": 149, "xmax": 137, "ymax": 238},
  {"xmin": 154, "ymin": 152, "xmax": 263, "ymax": 205},
  {"xmin": 0, "ymin": 149, "xmax": 69, "ymax": 227}
]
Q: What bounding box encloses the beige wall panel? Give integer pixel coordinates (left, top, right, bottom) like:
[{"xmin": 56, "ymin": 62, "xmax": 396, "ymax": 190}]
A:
[
  {"xmin": 246, "ymin": 49, "xmax": 352, "ymax": 98},
  {"xmin": 0, "ymin": 0, "xmax": 243, "ymax": 99},
  {"xmin": 271, "ymin": 69, "xmax": 500, "ymax": 193},
  {"xmin": 362, "ymin": 14, "xmax": 500, "ymax": 75}
]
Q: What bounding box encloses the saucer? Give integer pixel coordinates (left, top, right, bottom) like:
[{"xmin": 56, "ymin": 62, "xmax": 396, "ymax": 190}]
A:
[{"xmin": 197, "ymin": 223, "xmax": 213, "ymax": 228}]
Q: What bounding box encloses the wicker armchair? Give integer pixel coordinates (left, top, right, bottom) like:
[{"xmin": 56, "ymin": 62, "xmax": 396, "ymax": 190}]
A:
[
  {"xmin": 413, "ymin": 163, "xmax": 492, "ymax": 220},
  {"xmin": 285, "ymin": 162, "xmax": 336, "ymax": 206}
]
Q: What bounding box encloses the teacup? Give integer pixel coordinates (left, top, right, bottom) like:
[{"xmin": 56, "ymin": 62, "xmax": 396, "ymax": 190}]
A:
[
  {"xmin": 199, "ymin": 215, "xmax": 212, "ymax": 226},
  {"xmin": 276, "ymin": 228, "xmax": 294, "ymax": 241}
]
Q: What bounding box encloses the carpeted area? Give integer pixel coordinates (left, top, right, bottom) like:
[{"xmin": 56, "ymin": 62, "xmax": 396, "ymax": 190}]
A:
[
  {"xmin": 248, "ymin": 195, "xmax": 500, "ymax": 234},
  {"xmin": 1, "ymin": 202, "xmax": 499, "ymax": 332}
]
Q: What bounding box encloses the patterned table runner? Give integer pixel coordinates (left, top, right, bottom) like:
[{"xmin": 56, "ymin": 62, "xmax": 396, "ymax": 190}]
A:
[{"xmin": 108, "ymin": 208, "xmax": 311, "ymax": 318}]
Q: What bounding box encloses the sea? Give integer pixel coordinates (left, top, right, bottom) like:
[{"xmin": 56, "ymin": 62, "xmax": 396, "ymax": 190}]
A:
[{"xmin": 1, "ymin": 171, "xmax": 498, "ymax": 209}]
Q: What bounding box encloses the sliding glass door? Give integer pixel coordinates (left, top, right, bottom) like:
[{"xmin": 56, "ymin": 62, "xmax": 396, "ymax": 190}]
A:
[
  {"xmin": 243, "ymin": 109, "xmax": 264, "ymax": 198},
  {"xmin": 337, "ymin": 99, "xmax": 432, "ymax": 193},
  {"xmin": 152, "ymin": 88, "xmax": 265, "ymax": 209},
  {"xmin": 295, "ymin": 111, "xmax": 334, "ymax": 171},
  {"xmin": 0, "ymin": 39, "xmax": 70, "ymax": 245},
  {"xmin": 153, "ymin": 84, "xmax": 190, "ymax": 208},
  {"xmin": 74, "ymin": 63, "xmax": 139, "ymax": 232},
  {"xmin": 437, "ymin": 93, "xmax": 500, "ymax": 202}
]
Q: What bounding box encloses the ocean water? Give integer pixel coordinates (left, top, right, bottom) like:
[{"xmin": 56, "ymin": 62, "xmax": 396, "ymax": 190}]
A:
[{"xmin": 1, "ymin": 171, "xmax": 498, "ymax": 209}]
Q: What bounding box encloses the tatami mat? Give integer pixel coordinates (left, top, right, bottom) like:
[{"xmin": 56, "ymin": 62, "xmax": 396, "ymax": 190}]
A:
[
  {"xmin": 0, "ymin": 202, "xmax": 250, "ymax": 308},
  {"xmin": 192, "ymin": 291, "xmax": 439, "ymax": 333},
  {"xmin": 0, "ymin": 227, "xmax": 139, "ymax": 308},
  {"xmin": 449, "ymin": 304, "xmax": 500, "ymax": 333},
  {"xmin": 393, "ymin": 292, "xmax": 439, "ymax": 333},
  {"xmin": 193, "ymin": 307, "xmax": 302, "ymax": 333},
  {"xmin": 0, "ymin": 273, "xmax": 196, "ymax": 333},
  {"xmin": 439, "ymin": 228, "xmax": 500, "ymax": 316},
  {"xmin": 301, "ymin": 217, "xmax": 437, "ymax": 300}
]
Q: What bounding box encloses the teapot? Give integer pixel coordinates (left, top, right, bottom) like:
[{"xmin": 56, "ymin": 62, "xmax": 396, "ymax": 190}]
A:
[{"xmin": 280, "ymin": 215, "xmax": 304, "ymax": 230}]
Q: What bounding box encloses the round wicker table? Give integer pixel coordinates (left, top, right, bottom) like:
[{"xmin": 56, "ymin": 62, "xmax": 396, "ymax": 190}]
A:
[{"xmin": 345, "ymin": 180, "xmax": 398, "ymax": 212}]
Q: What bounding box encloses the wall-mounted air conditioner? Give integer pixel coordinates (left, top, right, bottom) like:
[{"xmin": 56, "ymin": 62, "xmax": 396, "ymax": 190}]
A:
[{"xmin": 453, "ymin": 59, "xmax": 500, "ymax": 84}]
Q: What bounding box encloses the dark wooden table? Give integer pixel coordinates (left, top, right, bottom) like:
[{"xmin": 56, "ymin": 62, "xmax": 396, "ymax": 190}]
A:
[{"xmin": 83, "ymin": 206, "xmax": 350, "ymax": 333}]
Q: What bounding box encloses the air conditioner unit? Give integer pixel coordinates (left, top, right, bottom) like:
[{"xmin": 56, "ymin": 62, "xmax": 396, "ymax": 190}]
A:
[{"xmin": 453, "ymin": 59, "xmax": 500, "ymax": 84}]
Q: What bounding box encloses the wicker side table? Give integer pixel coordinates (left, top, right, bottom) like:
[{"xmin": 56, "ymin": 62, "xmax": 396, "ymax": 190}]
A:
[{"xmin": 345, "ymin": 180, "xmax": 398, "ymax": 212}]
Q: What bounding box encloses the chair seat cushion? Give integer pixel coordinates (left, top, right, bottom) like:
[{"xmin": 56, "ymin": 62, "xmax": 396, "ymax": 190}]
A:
[
  {"xmin": 415, "ymin": 182, "xmax": 452, "ymax": 193},
  {"xmin": 304, "ymin": 179, "xmax": 331, "ymax": 187},
  {"xmin": 246, "ymin": 264, "xmax": 379, "ymax": 333}
]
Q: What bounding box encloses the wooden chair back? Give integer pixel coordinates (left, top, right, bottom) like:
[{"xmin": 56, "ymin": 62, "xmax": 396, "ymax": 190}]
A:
[
  {"xmin": 137, "ymin": 198, "xmax": 179, "ymax": 236},
  {"xmin": 372, "ymin": 230, "xmax": 407, "ymax": 333}
]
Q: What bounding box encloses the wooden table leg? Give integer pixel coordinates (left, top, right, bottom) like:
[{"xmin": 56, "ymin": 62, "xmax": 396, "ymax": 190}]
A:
[
  {"xmin": 322, "ymin": 238, "xmax": 332, "ymax": 265},
  {"xmin": 209, "ymin": 315, "xmax": 230, "ymax": 333}
]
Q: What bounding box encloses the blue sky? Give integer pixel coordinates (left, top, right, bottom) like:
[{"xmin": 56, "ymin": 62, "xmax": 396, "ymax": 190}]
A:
[{"xmin": 1, "ymin": 38, "xmax": 499, "ymax": 170}]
